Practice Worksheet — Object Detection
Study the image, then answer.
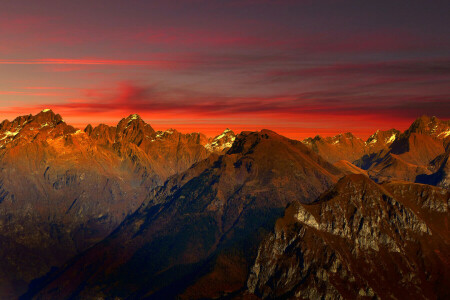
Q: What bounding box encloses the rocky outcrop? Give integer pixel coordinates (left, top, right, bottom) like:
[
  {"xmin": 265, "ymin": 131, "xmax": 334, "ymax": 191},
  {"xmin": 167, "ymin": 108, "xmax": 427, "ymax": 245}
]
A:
[{"xmin": 247, "ymin": 175, "xmax": 450, "ymax": 299}]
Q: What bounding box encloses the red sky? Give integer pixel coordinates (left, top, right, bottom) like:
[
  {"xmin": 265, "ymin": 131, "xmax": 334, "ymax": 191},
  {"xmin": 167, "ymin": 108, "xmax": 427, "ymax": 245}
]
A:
[{"xmin": 0, "ymin": 0, "xmax": 449, "ymax": 139}]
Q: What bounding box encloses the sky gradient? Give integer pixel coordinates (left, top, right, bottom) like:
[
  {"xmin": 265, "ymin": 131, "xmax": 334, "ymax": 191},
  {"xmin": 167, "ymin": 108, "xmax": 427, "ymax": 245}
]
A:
[{"xmin": 0, "ymin": 0, "xmax": 449, "ymax": 138}]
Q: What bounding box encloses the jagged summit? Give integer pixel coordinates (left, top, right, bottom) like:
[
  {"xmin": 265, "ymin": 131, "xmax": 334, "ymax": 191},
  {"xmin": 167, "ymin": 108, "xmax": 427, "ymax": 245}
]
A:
[
  {"xmin": 301, "ymin": 131, "xmax": 367, "ymax": 163},
  {"xmin": 34, "ymin": 108, "xmax": 64, "ymax": 125},
  {"xmin": 205, "ymin": 127, "xmax": 236, "ymax": 152},
  {"xmin": 0, "ymin": 110, "xmax": 76, "ymax": 149},
  {"xmin": 365, "ymin": 128, "xmax": 400, "ymax": 146},
  {"xmin": 127, "ymin": 113, "xmax": 141, "ymax": 120},
  {"xmin": 406, "ymin": 115, "xmax": 450, "ymax": 137},
  {"xmin": 116, "ymin": 113, "xmax": 155, "ymax": 143}
]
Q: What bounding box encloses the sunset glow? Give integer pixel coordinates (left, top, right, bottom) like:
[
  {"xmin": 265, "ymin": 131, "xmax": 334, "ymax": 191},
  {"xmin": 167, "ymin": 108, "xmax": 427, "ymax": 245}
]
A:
[{"xmin": 1, "ymin": 0, "xmax": 449, "ymax": 139}]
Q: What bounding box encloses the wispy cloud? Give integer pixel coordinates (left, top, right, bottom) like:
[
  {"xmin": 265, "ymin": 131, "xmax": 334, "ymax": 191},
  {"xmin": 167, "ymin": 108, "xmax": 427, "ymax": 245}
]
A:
[{"xmin": 21, "ymin": 81, "xmax": 449, "ymax": 120}]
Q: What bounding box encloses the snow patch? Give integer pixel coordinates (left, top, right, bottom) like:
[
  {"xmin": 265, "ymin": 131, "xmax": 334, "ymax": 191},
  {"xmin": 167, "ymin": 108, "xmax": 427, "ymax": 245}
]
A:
[
  {"xmin": 155, "ymin": 129, "xmax": 174, "ymax": 139},
  {"xmin": 127, "ymin": 114, "xmax": 140, "ymax": 123},
  {"xmin": 385, "ymin": 133, "xmax": 397, "ymax": 144},
  {"xmin": 0, "ymin": 129, "xmax": 20, "ymax": 141},
  {"xmin": 4, "ymin": 130, "xmax": 20, "ymax": 137},
  {"xmin": 42, "ymin": 108, "xmax": 51, "ymax": 113},
  {"xmin": 438, "ymin": 129, "xmax": 450, "ymax": 138}
]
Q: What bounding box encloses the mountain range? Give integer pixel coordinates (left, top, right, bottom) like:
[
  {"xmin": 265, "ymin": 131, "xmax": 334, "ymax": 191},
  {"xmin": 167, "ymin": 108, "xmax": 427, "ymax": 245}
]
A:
[{"xmin": 0, "ymin": 110, "xmax": 448, "ymax": 299}]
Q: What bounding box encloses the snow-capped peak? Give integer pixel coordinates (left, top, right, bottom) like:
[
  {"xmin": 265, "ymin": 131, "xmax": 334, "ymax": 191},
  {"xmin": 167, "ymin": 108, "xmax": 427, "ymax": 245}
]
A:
[{"xmin": 205, "ymin": 128, "xmax": 236, "ymax": 152}]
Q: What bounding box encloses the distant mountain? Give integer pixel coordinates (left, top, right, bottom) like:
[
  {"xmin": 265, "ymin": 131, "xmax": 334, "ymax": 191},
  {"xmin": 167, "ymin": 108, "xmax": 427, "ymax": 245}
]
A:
[
  {"xmin": 205, "ymin": 128, "xmax": 236, "ymax": 153},
  {"xmin": 365, "ymin": 128, "xmax": 400, "ymax": 151},
  {"xmin": 247, "ymin": 174, "xmax": 449, "ymax": 299},
  {"xmin": 302, "ymin": 116, "xmax": 450, "ymax": 186},
  {"xmin": 28, "ymin": 130, "xmax": 343, "ymax": 299},
  {"xmin": 302, "ymin": 132, "xmax": 367, "ymax": 164},
  {"xmin": 302, "ymin": 129, "xmax": 399, "ymax": 164},
  {"xmin": 357, "ymin": 116, "xmax": 450, "ymax": 183},
  {"xmin": 0, "ymin": 110, "xmax": 227, "ymax": 299}
]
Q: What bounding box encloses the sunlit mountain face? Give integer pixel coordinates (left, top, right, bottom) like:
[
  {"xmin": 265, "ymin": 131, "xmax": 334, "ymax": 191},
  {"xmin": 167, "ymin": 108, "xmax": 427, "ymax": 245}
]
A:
[
  {"xmin": 1, "ymin": 1, "xmax": 449, "ymax": 299},
  {"xmin": 0, "ymin": 110, "xmax": 447, "ymax": 299}
]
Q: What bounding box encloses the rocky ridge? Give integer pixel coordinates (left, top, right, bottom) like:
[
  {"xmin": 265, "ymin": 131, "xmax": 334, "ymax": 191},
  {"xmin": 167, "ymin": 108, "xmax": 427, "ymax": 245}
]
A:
[
  {"xmin": 0, "ymin": 110, "xmax": 233, "ymax": 299},
  {"xmin": 247, "ymin": 174, "xmax": 449, "ymax": 299}
]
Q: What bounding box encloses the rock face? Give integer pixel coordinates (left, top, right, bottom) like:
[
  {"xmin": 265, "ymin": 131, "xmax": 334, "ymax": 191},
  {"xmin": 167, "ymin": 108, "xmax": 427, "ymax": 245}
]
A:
[
  {"xmin": 84, "ymin": 114, "xmax": 212, "ymax": 185},
  {"xmin": 29, "ymin": 130, "xmax": 343, "ymax": 299},
  {"xmin": 0, "ymin": 110, "xmax": 215, "ymax": 299},
  {"xmin": 247, "ymin": 174, "xmax": 450, "ymax": 299}
]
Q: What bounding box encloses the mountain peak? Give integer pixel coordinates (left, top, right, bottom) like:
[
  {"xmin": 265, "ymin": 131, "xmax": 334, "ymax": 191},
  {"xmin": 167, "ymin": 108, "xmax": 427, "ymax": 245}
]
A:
[
  {"xmin": 405, "ymin": 115, "xmax": 450, "ymax": 138},
  {"xmin": 365, "ymin": 128, "xmax": 400, "ymax": 146},
  {"xmin": 117, "ymin": 113, "xmax": 152, "ymax": 129},
  {"xmin": 126, "ymin": 113, "xmax": 141, "ymax": 121},
  {"xmin": 34, "ymin": 108, "xmax": 63, "ymax": 125},
  {"xmin": 205, "ymin": 128, "xmax": 236, "ymax": 152},
  {"xmin": 115, "ymin": 114, "xmax": 155, "ymax": 144}
]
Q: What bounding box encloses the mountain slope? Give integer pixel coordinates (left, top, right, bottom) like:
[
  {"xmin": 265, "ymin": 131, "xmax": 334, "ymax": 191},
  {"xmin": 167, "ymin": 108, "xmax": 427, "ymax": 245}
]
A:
[
  {"xmin": 0, "ymin": 110, "xmax": 218, "ymax": 299},
  {"xmin": 333, "ymin": 160, "xmax": 368, "ymax": 176},
  {"xmin": 247, "ymin": 175, "xmax": 449, "ymax": 299},
  {"xmin": 416, "ymin": 150, "xmax": 450, "ymax": 188},
  {"xmin": 302, "ymin": 132, "xmax": 367, "ymax": 164},
  {"xmin": 0, "ymin": 110, "xmax": 156, "ymax": 298},
  {"xmin": 29, "ymin": 130, "xmax": 343, "ymax": 299}
]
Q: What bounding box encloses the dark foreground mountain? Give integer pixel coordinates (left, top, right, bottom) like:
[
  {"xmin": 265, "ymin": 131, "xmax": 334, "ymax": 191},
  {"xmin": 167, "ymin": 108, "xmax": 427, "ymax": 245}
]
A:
[
  {"xmin": 247, "ymin": 174, "xmax": 449, "ymax": 299},
  {"xmin": 28, "ymin": 130, "xmax": 343, "ymax": 299},
  {"xmin": 0, "ymin": 110, "xmax": 231, "ymax": 299}
]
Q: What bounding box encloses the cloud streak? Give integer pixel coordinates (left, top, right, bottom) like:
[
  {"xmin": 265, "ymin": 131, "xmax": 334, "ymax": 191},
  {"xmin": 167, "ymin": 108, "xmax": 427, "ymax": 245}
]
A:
[{"xmin": 29, "ymin": 81, "xmax": 449, "ymax": 120}]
